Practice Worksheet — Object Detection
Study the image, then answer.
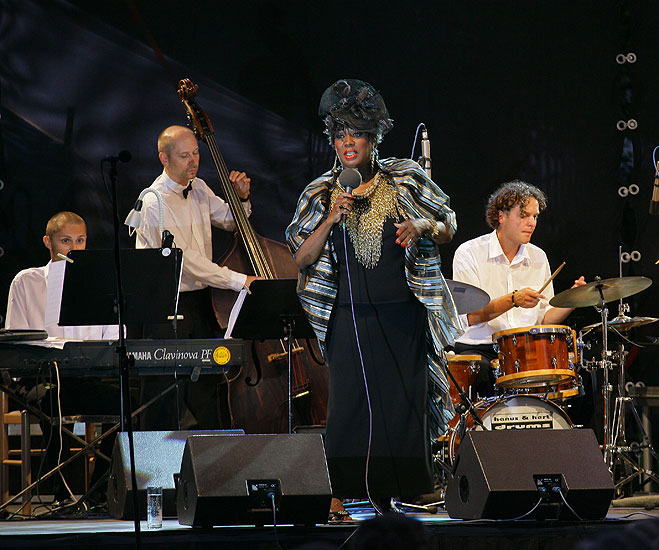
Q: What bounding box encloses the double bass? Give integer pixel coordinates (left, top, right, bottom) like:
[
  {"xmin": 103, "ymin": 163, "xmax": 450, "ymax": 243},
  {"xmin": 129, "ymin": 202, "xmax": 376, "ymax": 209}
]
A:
[{"xmin": 177, "ymin": 78, "xmax": 328, "ymax": 433}]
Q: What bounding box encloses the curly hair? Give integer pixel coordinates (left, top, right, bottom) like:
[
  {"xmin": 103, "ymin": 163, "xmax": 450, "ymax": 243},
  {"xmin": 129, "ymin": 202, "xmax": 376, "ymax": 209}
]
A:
[{"xmin": 485, "ymin": 180, "xmax": 548, "ymax": 229}]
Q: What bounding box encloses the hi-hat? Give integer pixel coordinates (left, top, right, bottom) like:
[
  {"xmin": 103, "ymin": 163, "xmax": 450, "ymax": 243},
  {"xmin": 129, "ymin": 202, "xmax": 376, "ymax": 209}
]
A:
[
  {"xmin": 549, "ymin": 276, "xmax": 652, "ymax": 308},
  {"xmin": 446, "ymin": 280, "xmax": 490, "ymax": 314},
  {"xmin": 582, "ymin": 315, "xmax": 659, "ymax": 333}
]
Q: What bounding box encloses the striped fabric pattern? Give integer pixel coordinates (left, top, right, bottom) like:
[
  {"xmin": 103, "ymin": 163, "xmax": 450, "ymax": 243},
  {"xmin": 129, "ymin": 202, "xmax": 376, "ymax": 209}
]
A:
[{"xmin": 286, "ymin": 157, "xmax": 464, "ymax": 436}]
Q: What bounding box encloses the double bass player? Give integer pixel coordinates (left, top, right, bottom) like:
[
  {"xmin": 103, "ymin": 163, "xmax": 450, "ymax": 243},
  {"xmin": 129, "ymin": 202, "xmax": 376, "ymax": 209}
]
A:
[{"xmin": 131, "ymin": 124, "xmax": 257, "ymax": 430}]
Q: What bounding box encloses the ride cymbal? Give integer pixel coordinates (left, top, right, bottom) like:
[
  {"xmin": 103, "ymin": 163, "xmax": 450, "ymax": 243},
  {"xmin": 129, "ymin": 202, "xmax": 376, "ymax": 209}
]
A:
[{"xmin": 549, "ymin": 276, "xmax": 652, "ymax": 308}]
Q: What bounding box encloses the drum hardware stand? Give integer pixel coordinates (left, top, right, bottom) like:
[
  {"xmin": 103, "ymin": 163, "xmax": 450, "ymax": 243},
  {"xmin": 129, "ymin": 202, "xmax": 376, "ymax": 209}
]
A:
[
  {"xmin": 599, "ymin": 247, "xmax": 659, "ymax": 493},
  {"xmin": 590, "ymin": 277, "xmax": 616, "ymax": 456},
  {"xmin": 606, "ymin": 314, "xmax": 659, "ymax": 493}
]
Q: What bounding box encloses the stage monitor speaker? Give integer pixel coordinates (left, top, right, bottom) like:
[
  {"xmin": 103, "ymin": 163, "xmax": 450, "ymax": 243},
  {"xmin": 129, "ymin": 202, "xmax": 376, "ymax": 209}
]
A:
[
  {"xmin": 445, "ymin": 429, "xmax": 614, "ymax": 520},
  {"xmin": 177, "ymin": 433, "xmax": 331, "ymax": 527},
  {"xmin": 107, "ymin": 430, "xmax": 242, "ymax": 520}
]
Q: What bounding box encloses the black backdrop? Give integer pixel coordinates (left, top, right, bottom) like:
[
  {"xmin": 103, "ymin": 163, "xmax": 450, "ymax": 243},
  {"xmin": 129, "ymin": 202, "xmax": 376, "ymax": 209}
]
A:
[{"xmin": 2, "ymin": 1, "xmax": 659, "ymax": 386}]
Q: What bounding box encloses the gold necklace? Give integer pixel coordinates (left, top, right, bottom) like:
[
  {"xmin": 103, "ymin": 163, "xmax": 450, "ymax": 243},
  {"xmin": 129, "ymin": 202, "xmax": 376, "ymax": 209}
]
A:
[{"xmin": 330, "ymin": 171, "xmax": 402, "ymax": 268}]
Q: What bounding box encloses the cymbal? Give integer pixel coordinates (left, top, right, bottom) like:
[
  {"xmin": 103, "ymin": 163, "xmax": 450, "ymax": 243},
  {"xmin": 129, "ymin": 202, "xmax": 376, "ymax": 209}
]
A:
[
  {"xmin": 582, "ymin": 315, "xmax": 659, "ymax": 333},
  {"xmin": 549, "ymin": 276, "xmax": 652, "ymax": 308},
  {"xmin": 446, "ymin": 280, "xmax": 490, "ymax": 315}
]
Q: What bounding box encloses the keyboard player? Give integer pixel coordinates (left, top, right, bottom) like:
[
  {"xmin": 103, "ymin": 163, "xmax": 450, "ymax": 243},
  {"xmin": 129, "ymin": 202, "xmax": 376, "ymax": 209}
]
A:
[{"xmin": 5, "ymin": 211, "xmax": 119, "ymax": 508}]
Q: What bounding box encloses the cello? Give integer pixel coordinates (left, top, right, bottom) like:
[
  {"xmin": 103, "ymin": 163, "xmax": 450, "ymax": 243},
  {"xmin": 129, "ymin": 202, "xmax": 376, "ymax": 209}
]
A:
[{"xmin": 177, "ymin": 78, "xmax": 328, "ymax": 433}]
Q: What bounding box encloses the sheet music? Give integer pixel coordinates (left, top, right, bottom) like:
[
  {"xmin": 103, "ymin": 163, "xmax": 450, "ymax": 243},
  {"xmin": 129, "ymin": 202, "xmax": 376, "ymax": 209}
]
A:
[
  {"xmin": 224, "ymin": 288, "xmax": 248, "ymax": 339},
  {"xmin": 44, "ymin": 260, "xmax": 66, "ymax": 327},
  {"xmin": 8, "ymin": 337, "xmax": 72, "ymax": 349}
]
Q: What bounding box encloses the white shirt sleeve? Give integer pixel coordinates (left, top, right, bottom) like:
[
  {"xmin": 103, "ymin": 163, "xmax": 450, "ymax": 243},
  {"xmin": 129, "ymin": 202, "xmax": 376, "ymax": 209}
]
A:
[
  {"xmin": 135, "ymin": 187, "xmax": 247, "ymax": 292},
  {"xmin": 5, "ymin": 275, "xmax": 36, "ymax": 330}
]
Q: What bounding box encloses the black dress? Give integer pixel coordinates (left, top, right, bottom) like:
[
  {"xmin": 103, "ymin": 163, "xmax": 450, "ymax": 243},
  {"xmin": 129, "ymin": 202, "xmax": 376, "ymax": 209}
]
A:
[{"xmin": 325, "ymin": 219, "xmax": 432, "ymax": 498}]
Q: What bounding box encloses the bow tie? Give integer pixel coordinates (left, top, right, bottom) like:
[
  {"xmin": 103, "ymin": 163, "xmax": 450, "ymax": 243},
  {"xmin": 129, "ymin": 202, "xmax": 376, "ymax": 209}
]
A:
[{"xmin": 182, "ymin": 181, "xmax": 193, "ymax": 199}]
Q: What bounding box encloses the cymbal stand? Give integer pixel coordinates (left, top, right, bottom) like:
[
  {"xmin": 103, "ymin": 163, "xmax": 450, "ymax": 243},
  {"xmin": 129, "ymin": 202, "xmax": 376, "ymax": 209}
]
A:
[
  {"xmin": 608, "ymin": 338, "xmax": 659, "ymax": 492},
  {"xmin": 603, "ymin": 247, "xmax": 659, "ymax": 492},
  {"xmin": 592, "ymin": 277, "xmax": 614, "ymax": 457},
  {"xmin": 609, "ymin": 246, "xmax": 629, "ymax": 455}
]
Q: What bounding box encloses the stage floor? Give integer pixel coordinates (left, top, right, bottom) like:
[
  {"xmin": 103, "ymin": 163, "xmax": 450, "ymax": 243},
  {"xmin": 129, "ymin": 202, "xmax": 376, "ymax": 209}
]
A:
[{"xmin": 1, "ymin": 501, "xmax": 659, "ymax": 550}]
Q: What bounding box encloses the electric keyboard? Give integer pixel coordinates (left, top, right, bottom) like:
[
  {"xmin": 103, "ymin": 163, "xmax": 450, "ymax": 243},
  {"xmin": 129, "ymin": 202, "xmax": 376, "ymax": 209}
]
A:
[{"xmin": 0, "ymin": 338, "xmax": 245, "ymax": 376}]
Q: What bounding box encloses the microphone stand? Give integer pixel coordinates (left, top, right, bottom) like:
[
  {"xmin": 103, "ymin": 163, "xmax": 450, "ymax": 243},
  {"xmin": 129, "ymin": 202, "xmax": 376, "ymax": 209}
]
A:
[{"xmin": 107, "ymin": 157, "xmax": 142, "ymax": 548}]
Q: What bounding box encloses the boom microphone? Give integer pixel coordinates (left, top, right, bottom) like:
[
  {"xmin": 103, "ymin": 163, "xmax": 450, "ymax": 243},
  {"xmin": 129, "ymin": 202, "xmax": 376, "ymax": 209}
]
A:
[
  {"xmin": 338, "ymin": 168, "xmax": 362, "ymax": 229},
  {"xmin": 651, "ymin": 164, "xmax": 659, "ymax": 215},
  {"xmin": 421, "ymin": 127, "xmax": 431, "ymax": 179}
]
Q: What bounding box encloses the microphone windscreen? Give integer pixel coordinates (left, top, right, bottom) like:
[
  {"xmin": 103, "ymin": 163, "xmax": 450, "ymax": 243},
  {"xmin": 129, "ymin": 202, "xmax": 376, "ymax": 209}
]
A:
[{"xmin": 338, "ymin": 168, "xmax": 362, "ymax": 192}]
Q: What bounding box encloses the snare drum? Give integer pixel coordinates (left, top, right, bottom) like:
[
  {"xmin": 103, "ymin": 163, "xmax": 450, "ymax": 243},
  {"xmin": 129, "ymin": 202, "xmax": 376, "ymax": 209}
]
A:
[
  {"xmin": 492, "ymin": 325, "xmax": 577, "ymax": 388},
  {"xmin": 448, "ymin": 394, "xmax": 573, "ymax": 463}
]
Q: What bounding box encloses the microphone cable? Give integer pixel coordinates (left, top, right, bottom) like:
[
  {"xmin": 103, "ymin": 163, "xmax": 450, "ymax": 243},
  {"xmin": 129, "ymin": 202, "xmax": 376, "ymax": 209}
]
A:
[
  {"xmin": 53, "ymin": 362, "xmax": 76, "ymax": 503},
  {"xmin": 410, "ymin": 122, "xmax": 426, "ymax": 160}
]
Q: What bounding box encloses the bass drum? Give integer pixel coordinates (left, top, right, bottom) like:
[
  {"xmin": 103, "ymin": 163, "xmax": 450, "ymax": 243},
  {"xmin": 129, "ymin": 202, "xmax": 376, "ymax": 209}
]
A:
[{"xmin": 448, "ymin": 394, "xmax": 573, "ymax": 463}]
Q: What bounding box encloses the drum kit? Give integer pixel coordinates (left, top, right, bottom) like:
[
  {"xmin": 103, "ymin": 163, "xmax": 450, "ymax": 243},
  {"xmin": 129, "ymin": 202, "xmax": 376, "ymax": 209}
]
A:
[{"xmin": 441, "ymin": 270, "xmax": 659, "ymax": 495}]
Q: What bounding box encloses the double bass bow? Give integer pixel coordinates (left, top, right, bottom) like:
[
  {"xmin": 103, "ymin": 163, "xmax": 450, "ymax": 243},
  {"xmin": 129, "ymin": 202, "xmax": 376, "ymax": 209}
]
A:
[{"xmin": 176, "ymin": 78, "xmax": 328, "ymax": 433}]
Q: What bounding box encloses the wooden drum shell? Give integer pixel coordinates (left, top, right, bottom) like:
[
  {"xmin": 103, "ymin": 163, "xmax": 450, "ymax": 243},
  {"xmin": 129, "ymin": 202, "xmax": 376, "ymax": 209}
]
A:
[{"xmin": 492, "ymin": 325, "xmax": 577, "ymax": 388}]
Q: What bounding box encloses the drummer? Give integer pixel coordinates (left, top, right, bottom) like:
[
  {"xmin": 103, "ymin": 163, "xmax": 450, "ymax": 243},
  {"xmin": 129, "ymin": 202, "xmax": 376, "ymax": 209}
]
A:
[{"xmin": 451, "ymin": 180, "xmax": 585, "ymax": 397}]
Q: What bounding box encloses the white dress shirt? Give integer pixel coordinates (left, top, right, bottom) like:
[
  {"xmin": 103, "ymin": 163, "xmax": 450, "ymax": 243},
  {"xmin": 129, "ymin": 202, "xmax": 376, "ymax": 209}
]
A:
[
  {"xmin": 5, "ymin": 262, "xmax": 119, "ymax": 339},
  {"xmin": 452, "ymin": 230, "xmax": 555, "ymax": 345},
  {"xmin": 135, "ymin": 170, "xmax": 250, "ymax": 293}
]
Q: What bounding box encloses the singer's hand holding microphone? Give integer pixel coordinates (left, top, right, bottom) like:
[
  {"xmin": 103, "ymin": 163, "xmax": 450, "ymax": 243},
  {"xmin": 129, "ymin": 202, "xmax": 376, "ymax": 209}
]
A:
[
  {"xmin": 332, "ymin": 193, "xmax": 354, "ymax": 225},
  {"xmin": 333, "ymin": 168, "xmax": 362, "ymax": 227}
]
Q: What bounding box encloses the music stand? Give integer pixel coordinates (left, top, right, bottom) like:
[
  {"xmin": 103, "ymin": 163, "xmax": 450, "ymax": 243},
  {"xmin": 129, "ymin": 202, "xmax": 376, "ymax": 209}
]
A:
[
  {"xmin": 50, "ymin": 247, "xmax": 181, "ymax": 527},
  {"xmin": 230, "ymin": 279, "xmax": 316, "ymax": 434},
  {"xmin": 58, "ymin": 249, "xmax": 182, "ymax": 326}
]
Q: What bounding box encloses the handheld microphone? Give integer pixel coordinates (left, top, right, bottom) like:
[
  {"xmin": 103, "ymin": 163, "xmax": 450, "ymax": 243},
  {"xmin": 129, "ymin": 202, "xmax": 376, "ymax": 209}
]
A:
[
  {"xmin": 421, "ymin": 127, "xmax": 431, "ymax": 179},
  {"xmin": 338, "ymin": 168, "xmax": 362, "ymax": 229},
  {"xmin": 103, "ymin": 150, "xmax": 132, "ymax": 163}
]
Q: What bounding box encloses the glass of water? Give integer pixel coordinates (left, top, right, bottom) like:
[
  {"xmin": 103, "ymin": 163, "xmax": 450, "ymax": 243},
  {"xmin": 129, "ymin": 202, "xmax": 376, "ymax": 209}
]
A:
[{"xmin": 146, "ymin": 486, "xmax": 163, "ymax": 529}]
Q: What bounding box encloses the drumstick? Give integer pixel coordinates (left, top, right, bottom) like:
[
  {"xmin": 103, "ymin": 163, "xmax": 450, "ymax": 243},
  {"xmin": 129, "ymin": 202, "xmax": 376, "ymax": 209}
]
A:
[{"xmin": 538, "ymin": 261, "xmax": 565, "ymax": 294}]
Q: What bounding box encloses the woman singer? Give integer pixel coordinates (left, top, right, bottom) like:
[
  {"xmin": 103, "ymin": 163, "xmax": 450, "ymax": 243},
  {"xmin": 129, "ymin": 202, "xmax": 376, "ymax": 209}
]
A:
[{"xmin": 286, "ymin": 79, "xmax": 462, "ymax": 518}]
